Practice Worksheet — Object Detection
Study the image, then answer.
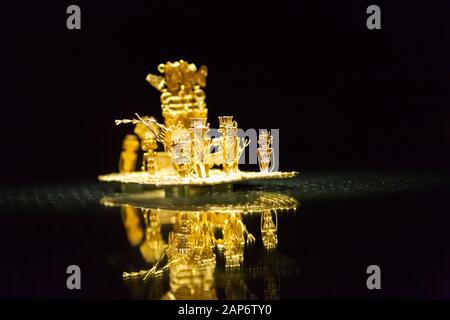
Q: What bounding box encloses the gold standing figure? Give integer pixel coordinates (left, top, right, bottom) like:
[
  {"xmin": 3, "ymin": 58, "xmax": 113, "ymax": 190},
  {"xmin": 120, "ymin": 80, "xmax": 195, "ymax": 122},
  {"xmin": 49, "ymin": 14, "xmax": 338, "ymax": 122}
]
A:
[
  {"xmin": 119, "ymin": 135, "xmax": 139, "ymax": 173},
  {"xmin": 190, "ymin": 118, "xmax": 211, "ymax": 178},
  {"xmin": 257, "ymin": 130, "xmax": 273, "ymax": 173},
  {"xmin": 218, "ymin": 116, "xmax": 240, "ymax": 175}
]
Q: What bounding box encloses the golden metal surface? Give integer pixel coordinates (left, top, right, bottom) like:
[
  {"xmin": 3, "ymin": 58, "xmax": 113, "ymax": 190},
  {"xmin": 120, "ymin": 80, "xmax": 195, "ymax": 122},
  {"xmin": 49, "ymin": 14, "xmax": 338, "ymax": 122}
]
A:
[{"xmin": 98, "ymin": 170, "xmax": 299, "ymax": 187}]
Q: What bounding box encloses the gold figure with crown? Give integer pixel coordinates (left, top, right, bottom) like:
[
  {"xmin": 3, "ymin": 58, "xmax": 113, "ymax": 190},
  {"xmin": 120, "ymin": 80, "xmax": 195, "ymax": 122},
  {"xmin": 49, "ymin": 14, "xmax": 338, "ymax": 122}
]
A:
[
  {"xmin": 146, "ymin": 60, "xmax": 208, "ymax": 128},
  {"xmin": 100, "ymin": 59, "xmax": 298, "ymax": 187}
]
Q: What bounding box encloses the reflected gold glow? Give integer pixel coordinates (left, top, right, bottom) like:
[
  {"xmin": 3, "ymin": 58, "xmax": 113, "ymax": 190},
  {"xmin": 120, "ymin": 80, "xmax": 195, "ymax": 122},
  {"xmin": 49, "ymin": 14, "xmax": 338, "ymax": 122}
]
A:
[{"xmin": 102, "ymin": 189, "xmax": 299, "ymax": 300}]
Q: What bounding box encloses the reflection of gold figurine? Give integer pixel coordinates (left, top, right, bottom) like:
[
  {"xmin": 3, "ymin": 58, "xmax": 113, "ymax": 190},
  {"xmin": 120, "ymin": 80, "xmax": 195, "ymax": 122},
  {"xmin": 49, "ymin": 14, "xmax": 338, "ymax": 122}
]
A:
[
  {"xmin": 220, "ymin": 212, "xmax": 255, "ymax": 268},
  {"xmin": 261, "ymin": 209, "xmax": 278, "ymax": 250},
  {"xmin": 119, "ymin": 135, "xmax": 139, "ymax": 173},
  {"xmin": 121, "ymin": 206, "xmax": 168, "ymax": 263},
  {"xmin": 114, "ymin": 191, "xmax": 300, "ymax": 299},
  {"xmin": 164, "ymin": 211, "xmax": 217, "ymax": 300},
  {"xmin": 171, "ymin": 211, "xmax": 194, "ymax": 255},
  {"xmin": 140, "ymin": 209, "xmax": 167, "ymax": 264},
  {"xmin": 191, "ymin": 212, "xmax": 216, "ymax": 265},
  {"xmin": 164, "ymin": 254, "xmax": 217, "ymax": 300},
  {"xmin": 121, "ymin": 206, "xmax": 144, "ymax": 246}
]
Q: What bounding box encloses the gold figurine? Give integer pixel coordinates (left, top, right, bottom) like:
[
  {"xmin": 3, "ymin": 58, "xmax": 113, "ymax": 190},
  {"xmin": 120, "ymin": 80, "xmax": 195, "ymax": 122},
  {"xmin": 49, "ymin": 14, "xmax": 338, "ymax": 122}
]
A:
[
  {"xmin": 170, "ymin": 126, "xmax": 194, "ymax": 177},
  {"xmin": 119, "ymin": 135, "xmax": 139, "ymax": 173},
  {"xmin": 146, "ymin": 60, "xmax": 208, "ymax": 128},
  {"xmin": 220, "ymin": 212, "xmax": 255, "ymax": 268},
  {"xmin": 189, "ymin": 118, "xmax": 211, "ymax": 178},
  {"xmin": 133, "ymin": 117, "xmax": 158, "ymax": 174},
  {"xmin": 101, "ymin": 59, "xmax": 298, "ymax": 187},
  {"xmin": 140, "ymin": 209, "xmax": 167, "ymax": 263},
  {"xmin": 218, "ymin": 116, "xmax": 247, "ymax": 175},
  {"xmin": 257, "ymin": 130, "xmax": 273, "ymax": 173}
]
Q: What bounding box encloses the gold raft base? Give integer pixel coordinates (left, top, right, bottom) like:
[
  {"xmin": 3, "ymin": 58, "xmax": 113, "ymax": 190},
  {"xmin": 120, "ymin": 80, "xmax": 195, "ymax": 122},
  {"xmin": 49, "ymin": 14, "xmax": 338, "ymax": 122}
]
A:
[{"xmin": 98, "ymin": 170, "xmax": 299, "ymax": 187}]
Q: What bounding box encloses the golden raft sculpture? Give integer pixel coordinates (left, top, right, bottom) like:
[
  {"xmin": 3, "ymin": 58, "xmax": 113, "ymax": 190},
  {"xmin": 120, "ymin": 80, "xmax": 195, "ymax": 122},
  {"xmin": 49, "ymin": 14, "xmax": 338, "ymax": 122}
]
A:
[{"xmin": 98, "ymin": 59, "xmax": 298, "ymax": 187}]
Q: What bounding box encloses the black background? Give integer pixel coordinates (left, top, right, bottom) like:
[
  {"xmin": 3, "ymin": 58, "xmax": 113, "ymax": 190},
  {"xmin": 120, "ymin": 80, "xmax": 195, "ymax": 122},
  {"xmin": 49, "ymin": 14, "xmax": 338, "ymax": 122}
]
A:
[
  {"xmin": 2, "ymin": 0, "xmax": 450, "ymax": 301},
  {"xmin": 2, "ymin": 0, "xmax": 450, "ymax": 184}
]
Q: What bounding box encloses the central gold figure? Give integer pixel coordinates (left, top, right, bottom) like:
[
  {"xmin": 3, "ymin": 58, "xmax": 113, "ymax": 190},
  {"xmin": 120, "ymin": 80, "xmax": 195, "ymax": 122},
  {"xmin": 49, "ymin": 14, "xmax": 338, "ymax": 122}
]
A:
[
  {"xmin": 146, "ymin": 60, "xmax": 208, "ymax": 128},
  {"xmin": 116, "ymin": 59, "xmax": 245, "ymax": 178}
]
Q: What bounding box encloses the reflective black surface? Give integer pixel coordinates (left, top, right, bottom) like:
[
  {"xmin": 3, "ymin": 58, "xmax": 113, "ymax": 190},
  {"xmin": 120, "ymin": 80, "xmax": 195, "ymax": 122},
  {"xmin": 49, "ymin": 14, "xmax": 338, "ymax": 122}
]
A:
[{"xmin": 2, "ymin": 171, "xmax": 450, "ymax": 299}]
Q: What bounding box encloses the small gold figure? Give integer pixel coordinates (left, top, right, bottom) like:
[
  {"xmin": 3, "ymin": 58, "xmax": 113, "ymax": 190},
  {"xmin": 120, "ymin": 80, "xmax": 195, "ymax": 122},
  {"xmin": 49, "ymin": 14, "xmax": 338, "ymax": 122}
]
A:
[
  {"xmin": 158, "ymin": 211, "xmax": 217, "ymax": 300},
  {"xmin": 141, "ymin": 136, "xmax": 158, "ymax": 174},
  {"xmin": 133, "ymin": 116, "xmax": 159, "ymax": 174},
  {"xmin": 189, "ymin": 118, "xmax": 211, "ymax": 178},
  {"xmin": 171, "ymin": 127, "xmax": 193, "ymax": 177},
  {"xmin": 218, "ymin": 116, "xmax": 240, "ymax": 175},
  {"xmin": 119, "ymin": 135, "xmax": 139, "ymax": 173},
  {"xmin": 258, "ymin": 130, "xmax": 273, "ymax": 173},
  {"xmin": 221, "ymin": 212, "xmax": 255, "ymax": 268}
]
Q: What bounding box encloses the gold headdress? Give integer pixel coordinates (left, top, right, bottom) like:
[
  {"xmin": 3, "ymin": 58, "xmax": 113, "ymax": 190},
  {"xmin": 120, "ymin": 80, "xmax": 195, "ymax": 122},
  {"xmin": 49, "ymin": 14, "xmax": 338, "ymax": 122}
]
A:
[{"xmin": 146, "ymin": 60, "xmax": 208, "ymax": 128}]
